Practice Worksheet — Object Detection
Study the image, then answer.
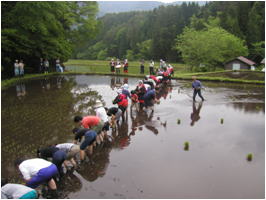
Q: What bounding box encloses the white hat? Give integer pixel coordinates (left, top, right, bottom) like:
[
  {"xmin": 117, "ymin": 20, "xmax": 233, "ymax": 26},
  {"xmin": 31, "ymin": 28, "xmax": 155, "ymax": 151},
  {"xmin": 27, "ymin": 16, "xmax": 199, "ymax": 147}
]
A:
[
  {"xmin": 94, "ymin": 100, "xmax": 103, "ymax": 108},
  {"xmin": 122, "ymin": 84, "xmax": 129, "ymax": 90}
]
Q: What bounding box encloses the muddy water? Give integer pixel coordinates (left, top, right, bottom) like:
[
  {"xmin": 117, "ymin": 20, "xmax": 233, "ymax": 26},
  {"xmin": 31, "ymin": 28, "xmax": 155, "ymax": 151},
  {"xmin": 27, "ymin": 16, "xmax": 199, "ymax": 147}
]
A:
[{"xmin": 1, "ymin": 75, "xmax": 265, "ymax": 198}]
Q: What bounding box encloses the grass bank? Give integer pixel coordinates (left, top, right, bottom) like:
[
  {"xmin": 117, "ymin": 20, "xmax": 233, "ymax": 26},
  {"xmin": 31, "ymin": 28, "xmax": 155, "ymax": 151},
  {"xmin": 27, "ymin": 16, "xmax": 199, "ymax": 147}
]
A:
[{"xmin": 2, "ymin": 60, "xmax": 264, "ymax": 90}]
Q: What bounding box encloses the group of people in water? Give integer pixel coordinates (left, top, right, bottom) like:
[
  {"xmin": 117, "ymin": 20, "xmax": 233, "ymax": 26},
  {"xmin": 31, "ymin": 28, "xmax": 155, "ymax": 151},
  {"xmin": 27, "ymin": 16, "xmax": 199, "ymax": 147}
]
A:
[{"xmin": 4, "ymin": 59, "xmax": 206, "ymax": 199}]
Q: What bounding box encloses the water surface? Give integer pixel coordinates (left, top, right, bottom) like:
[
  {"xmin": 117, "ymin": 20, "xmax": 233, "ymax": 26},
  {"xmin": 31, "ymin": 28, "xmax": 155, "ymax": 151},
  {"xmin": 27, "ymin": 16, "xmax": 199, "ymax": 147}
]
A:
[{"xmin": 1, "ymin": 75, "xmax": 264, "ymax": 198}]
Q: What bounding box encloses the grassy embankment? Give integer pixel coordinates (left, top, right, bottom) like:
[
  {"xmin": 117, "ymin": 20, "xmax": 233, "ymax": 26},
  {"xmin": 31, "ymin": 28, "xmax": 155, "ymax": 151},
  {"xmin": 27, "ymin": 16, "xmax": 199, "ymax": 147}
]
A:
[
  {"xmin": 2, "ymin": 59, "xmax": 264, "ymax": 89},
  {"xmin": 65, "ymin": 59, "xmax": 265, "ymax": 84}
]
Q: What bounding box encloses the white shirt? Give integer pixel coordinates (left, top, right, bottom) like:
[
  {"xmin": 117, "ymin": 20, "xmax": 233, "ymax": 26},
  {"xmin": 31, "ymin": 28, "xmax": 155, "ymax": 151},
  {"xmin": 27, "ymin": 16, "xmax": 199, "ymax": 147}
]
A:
[
  {"xmin": 1, "ymin": 184, "xmax": 35, "ymax": 199},
  {"xmin": 56, "ymin": 143, "xmax": 74, "ymax": 153},
  {"xmin": 144, "ymin": 84, "xmax": 151, "ymax": 90},
  {"xmin": 95, "ymin": 107, "xmax": 108, "ymax": 122},
  {"xmin": 19, "ymin": 158, "xmax": 52, "ymax": 180}
]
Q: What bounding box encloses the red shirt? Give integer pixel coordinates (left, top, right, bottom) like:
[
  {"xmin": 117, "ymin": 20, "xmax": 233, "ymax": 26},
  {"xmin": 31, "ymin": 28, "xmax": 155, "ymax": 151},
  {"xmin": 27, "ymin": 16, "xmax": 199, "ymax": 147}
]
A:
[{"xmin": 81, "ymin": 116, "xmax": 100, "ymax": 129}]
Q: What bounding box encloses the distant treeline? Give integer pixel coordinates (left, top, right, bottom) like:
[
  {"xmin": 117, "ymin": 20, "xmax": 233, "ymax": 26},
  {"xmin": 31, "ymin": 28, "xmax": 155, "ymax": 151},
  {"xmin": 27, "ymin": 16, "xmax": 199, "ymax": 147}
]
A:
[{"xmin": 79, "ymin": 1, "xmax": 264, "ymax": 64}]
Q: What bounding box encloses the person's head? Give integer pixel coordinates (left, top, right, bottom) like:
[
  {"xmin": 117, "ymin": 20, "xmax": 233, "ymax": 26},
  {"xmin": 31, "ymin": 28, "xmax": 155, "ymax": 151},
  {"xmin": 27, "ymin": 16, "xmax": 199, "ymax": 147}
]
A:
[
  {"xmin": 14, "ymin": 158, "xmax": 25, "ymax": 168},
  {"xmin": 192, "ymin": 76, "xmax": 197, "ymax": 81},
  {"xmin": 15, "ymin": 60, "xmax": 18, "ymax": 63},
  {"xmin": 74, "ymin": 116, "xmax": 83, "ymax": 123},
  {"xmin": 1, "ymin": 178, "xmax": 8, "ymax": 187},
  {"xmin": 122, "ymin": 84, "xmax": 129, "ymax": 90},
  {"xmin": 138, "ymin": 80, "xmax": 143, "ymax": 85},
  {"xmin": 94, "ymin": 100, "xmax": 103, "ymax": 109},
  {"xmin": 72, "ymin": 127, "xmax": 80, "ymax": 134}
]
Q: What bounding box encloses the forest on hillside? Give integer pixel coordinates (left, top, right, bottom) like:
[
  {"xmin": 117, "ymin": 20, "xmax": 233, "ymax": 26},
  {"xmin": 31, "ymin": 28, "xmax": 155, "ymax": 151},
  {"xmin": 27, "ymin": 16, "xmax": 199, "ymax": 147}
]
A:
[
  {"xmin": 79, "ymin": 1, "xmax": 264, "ymax": 67},
  {"xmin": 1, "ymin": 1, "xmax": 265, "ymax": 77}
]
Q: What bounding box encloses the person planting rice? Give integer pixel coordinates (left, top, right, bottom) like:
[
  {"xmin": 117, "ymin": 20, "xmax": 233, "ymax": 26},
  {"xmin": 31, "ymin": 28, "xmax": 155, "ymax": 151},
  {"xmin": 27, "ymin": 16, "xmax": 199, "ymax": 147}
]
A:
[
  {"xmin": 1, "ymin": 179, "xmax": 38, "ymax": 199},
  {"xmin": 106, "ymin": 107, "xmax": 123, "ymax": 129},
  {"xmin": 143, "ymin": 88, "xmax": 156, "ymax": 109},
  {"xmin": 94, "ymin": 100, "xmax": 110, "ymax": 138},
  {"xmin": 112, "ymin": 89, "xmax": 128, "ymax": 121},
  {"xmin": 135, "ymin": 80, "xmax": 146, "ymax": 110},
  {"xmin": 74, "ymin": 115, "xmax": 104, "ymax": 145},
  {"xmin": 72, "ymin": 128, "xmax": 97, "ymax": 161},
  {"xmin": 37, "ymin": 146, "xmax": 67, "ymax": 177},
  {"xmin": 192, "ymin": 76, "xmax": 205, "ymax": 101},
  {"xmin": 121, "ymin": 84, "xmax": 131, "ymax": 99},
  {"xmin": 14, "ymin": 158, "xmax": 58, "ymax": 195},
  {"xmin": 55, "ymin": 143, "xmax": 80, "ymax": 170},
  {"xmin": 130, "ymin": 90, "xmax": 139, "ymax": 111}
]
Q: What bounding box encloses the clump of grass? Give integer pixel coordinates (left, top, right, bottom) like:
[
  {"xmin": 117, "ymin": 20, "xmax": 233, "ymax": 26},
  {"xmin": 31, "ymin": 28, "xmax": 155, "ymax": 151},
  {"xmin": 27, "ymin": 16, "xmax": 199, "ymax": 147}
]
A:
[
  {"xmin": 247, "ymin": 153, "xmax": 253, "ymax": 161},
  {"xmin": 177, "ymin": 119, "xmax": 181, "ymax": 124},
  {"xmin": 220, "ymin": 118, "xmax": 224, "ymax": 124},
  {"xmin": 184, "ymin": 141, "xmax": 189, "ymax": 151}
]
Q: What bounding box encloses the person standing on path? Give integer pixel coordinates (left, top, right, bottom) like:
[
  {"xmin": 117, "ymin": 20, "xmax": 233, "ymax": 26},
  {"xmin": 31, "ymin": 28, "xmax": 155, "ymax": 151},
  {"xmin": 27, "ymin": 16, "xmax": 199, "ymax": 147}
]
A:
[
  {"xmin": 140, "ymin": 59, "xmax": 145, "ymax": 74},
  {"xmin": 192, "ymin": 76, "xmax": 205, "ymax": 101},
  {"xmin": 18, "ymin": 60, "xmax": 24, "ymax": 76},
  {"xmin": 14, "ymin": 60, "xmax": 20, "ymax": 77},
  {"xmin": 149, "ymin": 60, "xmax": 155, "ymax": 75},
  {"xmin": 39, "ymin": 58, "xmax": 44, "ymax": 73},
  {"xmin": 44, "ymin": 59, "xmax": 49, "ymax": 74}
]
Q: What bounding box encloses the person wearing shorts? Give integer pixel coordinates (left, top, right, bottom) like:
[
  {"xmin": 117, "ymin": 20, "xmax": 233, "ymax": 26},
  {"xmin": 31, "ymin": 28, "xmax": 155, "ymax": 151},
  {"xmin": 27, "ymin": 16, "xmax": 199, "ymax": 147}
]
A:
[
  {"xmin": 37, "ymin": 146, "xmax": 67, "ymax": 177},
  {"xmin": 56, "ymin": 143, "xmax": 80, "ymax": 169},
  {"xmin": 15, "ymin": 158, "xmax": 58, "ymax": 190},
  {"xmin": 74, "ymin": 115, "xmax": 104, "ymax": 145},
  {"xmin": 79, "ymin": 130, "xmax": 97, "ymax": 160},
  {"xmin": 1, "ymin": 179, "xmax": 38, "ymax": 199}
]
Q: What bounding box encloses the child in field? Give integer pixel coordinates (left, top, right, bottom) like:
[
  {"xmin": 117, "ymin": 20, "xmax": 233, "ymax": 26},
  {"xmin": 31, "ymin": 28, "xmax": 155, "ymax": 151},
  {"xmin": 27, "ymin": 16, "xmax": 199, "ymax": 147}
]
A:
[
  {"xmin": 106, "ymin": 107, "xmax": 123, "ymax": 129},
  {"xmin": 14, "ymin": 158, "xmax": 58, "ymax": 191},
  {"xmin": 1, "ymin": 179, "xmax": 38, "ymax": 199},
  {"xmin": 55, "ymin": 143, "xmax": 80, "ymax": 169}
]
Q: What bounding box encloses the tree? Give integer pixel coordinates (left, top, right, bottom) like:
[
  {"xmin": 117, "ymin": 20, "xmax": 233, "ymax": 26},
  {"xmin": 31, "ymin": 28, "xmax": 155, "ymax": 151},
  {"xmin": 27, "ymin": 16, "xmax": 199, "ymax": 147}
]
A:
[
  {"xmin": 176, "ymin": 26, "xmax": 248, "ymax": 71},
  {"xmin": 1, "ymin": 1, "xmax": 98, "ymax": 78}
]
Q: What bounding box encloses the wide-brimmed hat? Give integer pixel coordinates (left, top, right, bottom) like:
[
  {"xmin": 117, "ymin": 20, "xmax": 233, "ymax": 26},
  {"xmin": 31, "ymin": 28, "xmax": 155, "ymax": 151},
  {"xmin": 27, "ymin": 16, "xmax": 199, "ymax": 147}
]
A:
[
  {"xmin": 117, "ymin": 88, "xmax": 122, "ymax": 94},
  {"xmin": 94, "ymin": 100, "xmax": 103, "ymax": 108},
  {"xmin": 122, "ymin": 84, "xmax": 129, "ymax": 90}
]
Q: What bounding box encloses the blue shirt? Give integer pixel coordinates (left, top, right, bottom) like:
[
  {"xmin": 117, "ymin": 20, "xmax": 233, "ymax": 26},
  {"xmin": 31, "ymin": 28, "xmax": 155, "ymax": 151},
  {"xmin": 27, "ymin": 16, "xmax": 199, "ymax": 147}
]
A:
[{"xmin": 192, "ymin": 80, "xmax": 202, "ymax": 89}]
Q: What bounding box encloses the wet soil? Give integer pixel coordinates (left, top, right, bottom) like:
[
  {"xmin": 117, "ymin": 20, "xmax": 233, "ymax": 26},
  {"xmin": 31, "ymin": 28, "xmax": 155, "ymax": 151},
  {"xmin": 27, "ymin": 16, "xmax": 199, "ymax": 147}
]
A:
[{"xmin": 1, "ymin": 75, "xmax": 265, "ymax": 198}]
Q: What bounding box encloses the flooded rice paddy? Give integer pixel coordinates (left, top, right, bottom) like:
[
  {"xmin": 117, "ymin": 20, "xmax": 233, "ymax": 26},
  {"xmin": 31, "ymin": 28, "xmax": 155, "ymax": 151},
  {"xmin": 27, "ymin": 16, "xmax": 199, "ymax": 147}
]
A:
[{"xmin": 1, "ymin": 75, "xmax": 265, "ymax": 198}]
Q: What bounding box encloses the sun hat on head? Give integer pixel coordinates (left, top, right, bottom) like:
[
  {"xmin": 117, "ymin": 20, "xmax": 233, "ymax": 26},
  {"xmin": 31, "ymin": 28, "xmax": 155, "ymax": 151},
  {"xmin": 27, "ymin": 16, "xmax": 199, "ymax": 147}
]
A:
[
  {"xmin": 94, "ymin": 100, "xmax": 103, "ymax": 108},
  {"xmin": 122, "ymin": 84, "xmax": 129, "ymax": 90},
  {"xmin": 138, "ymin": 80, "xmax": 143, "ymax": 84}
]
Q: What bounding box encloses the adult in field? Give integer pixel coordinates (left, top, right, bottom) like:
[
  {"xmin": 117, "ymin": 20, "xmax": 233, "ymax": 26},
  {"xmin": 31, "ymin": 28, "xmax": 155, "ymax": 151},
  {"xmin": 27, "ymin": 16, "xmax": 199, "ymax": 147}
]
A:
[
  {"xmin": 94, "ymin": 100, "xmax": 110, "ymax": 138},
  {"xmin": 149, "ymin": 60, "xmax": 155, "ymax": 75},
  {"xmin": 14, "ymin": 60, "xmax": 20, "ymax": 77},
  {"xmin": 123, "ymin": 59, "xmax": 128, "ymax": 73},
  {"xmin": 140, "ymin": 59, "xmax": 145, "ymax": 74},
  {"xmin": 37, "ymin": 146, "xmax": 67, "ymax": 177},
  {"xmin": 106, "ymin": 107, "xmax": 123, "ymax": 129},
  {"xmin": 192, "ymin": 76, "xmax": 205, "ymax": 101},
  {"xmin": 18, "ymin": 60, "xmax": 24, "ymax": 76},
  {"xmin": 55, "ymin": 143, "xmax": 80, "ymax": 169},
  {"xmin": 14, "ymin": 158, "xmax": 58, "ymax": 190},
  {"xmin": 1, "ymin": 179, "xmax": 38, "ymax": 199},
  {"xmin": 72, "ymin": 128, "xmax": 97, "ymax": 161},
  {"xmin": 74, "ymin": 115, "xmax": 104, "ymax": 144},
  {"xmin": 39, "ymin": 58, "xmax": 44, "ymax": 73},
  {"xmin": 44, "ymin": 59, "xmax": 49, "ymax": 74},
  {"xmin": 110, "ymin": 59, "xmax": 115, "ymax": 73}
]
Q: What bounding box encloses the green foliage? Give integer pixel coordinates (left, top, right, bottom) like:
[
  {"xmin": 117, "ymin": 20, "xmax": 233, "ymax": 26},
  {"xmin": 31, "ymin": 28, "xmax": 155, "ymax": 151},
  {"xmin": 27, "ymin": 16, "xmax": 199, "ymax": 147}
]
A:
[
  {"xmin": 1, "ymin": 1, "xmax": 98, "ymax": 78},
  {"xmin": 177, "ymin": 26, "xmax": 248, "ymax": 71}
]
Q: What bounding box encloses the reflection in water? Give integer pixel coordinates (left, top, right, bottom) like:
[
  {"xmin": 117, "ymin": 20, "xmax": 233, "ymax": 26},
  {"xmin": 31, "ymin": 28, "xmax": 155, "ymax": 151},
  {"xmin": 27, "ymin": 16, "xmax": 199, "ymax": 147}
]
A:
[
  {"xmin": 190, "ymin": 102, "xmax": 203, "ymax": 126},
  {"xmin": 16, "ymin": 82, "xmax": 26, "ymax": 99},
  {"xmin": 2, "ymin": 75, "xmax": 265, "ymax": 199},
  {"xmin": 57, "ymin": 170, "xmax": 82, "ymax": 199},
  {"xmin": 76, "ymin": 140, "xmax": 112, "ymax": 182}
]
